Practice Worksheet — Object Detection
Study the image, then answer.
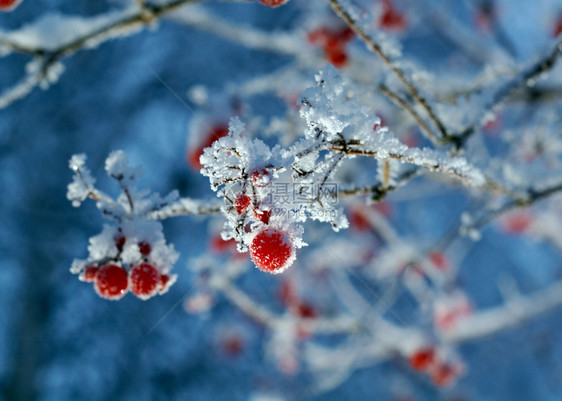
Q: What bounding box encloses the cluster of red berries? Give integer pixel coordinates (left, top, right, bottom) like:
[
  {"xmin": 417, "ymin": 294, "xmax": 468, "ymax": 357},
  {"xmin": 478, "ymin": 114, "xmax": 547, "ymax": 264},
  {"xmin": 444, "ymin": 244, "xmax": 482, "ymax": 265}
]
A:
[
  {"xmin": 0, "ymin": 0, "xmax": 21, "ymax": 11},
  {"xmin": 81, "ymin": 237, "xmax": 172, "ymax": 300},
  {"xmin": 307, "ymin": 26, "xmax": 355, "ymax": 68},
  {"xmin": 187, "ymin": 124, "xmax": 230, "ymax": 170},
  {"xmin": 229, "ymin": 169, "xmax": 296, "ymax": 274},
  {"xmin": 408, "ymin": 347, "xmax": 463, "ymax": 387},
  {"xmin": 233, "ymin": 169, "xmax": 272, "ymax": 224}
]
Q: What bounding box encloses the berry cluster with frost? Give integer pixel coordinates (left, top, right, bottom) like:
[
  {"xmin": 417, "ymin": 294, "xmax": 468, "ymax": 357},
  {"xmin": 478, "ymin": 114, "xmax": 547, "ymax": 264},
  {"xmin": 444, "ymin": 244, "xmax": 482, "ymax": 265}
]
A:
[
  {"xmin": 194, "ymin": 65, "xmax": 485, "ymax": 273},
  {"xmin": 199, "ymin": 118, "xmax": 305, "ymax": 273},
  {"xmin": 68, "ymin": 151, "xmax": 178, "ymax": 300}
]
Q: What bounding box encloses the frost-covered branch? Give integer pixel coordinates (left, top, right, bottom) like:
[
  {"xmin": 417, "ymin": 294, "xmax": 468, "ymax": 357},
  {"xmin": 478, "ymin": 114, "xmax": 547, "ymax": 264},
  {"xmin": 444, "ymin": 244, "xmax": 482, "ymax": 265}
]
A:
[
  {"xmin": 329, "ymin": 0, "xmax": 450, "ymax": 142},
  {"xmin": 462, "ymin": 178, "xmax": 562, "ymax": 233},
  {"xmin": 444, "ymin": 279, "xmax": 562, "ymax": 343},
  {"xmin": 453, "ymin": 38, "xmax": 562, "ymax": 147},
  {"xmin": 170, "ymin": 6, "xmax": 303, "ymax": 56},
  {"xmin": 0, "ymin": 0, "xmax": 201, "ymax": 109},
  {"xmin": 328, "ymin": 140, "xmax": 485, "ymax": 187},
  {"xmin": 379, "ymin": 84, "xmax": 441, "ymax": 145}
]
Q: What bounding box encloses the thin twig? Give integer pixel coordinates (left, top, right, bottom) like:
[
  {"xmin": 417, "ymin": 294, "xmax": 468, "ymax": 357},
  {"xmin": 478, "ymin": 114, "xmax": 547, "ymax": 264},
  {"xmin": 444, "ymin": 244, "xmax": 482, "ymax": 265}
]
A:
[
  {"xmin": 379, "ymin": 84, "xmax": 441, "ymax": 145},
  {"xmin": 452, "ymin": 38, "xmax": 562, "ymax": 148},
  {"xmin": 329, "ymin": 0, "xmax": 450, "ymax": 141}
]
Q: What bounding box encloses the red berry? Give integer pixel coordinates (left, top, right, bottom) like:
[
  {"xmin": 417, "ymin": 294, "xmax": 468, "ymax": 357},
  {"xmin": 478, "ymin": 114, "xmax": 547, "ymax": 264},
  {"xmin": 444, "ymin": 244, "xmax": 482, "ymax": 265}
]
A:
[
  {"xmin": 379, "ymin": 0, "xmax": 407, "ymax": 31},
  {"xmin": 296, "ymin": 303, "xmax": 316, "ymax": 319},
  {"xmin": 429, "ymin": 251, "xmax": 450, "ymax": 272},
  {"xmin": 82, "ymin": 266, "xmax": 99, "ymax": 282},
  {"xmin": 129, "ymin": 263, "xmax": 161, "ymax": 300},
  {"xmin": 258, "ymin": 0, "xmax": 288, "ymax": 7},
  {"xmin": 308, "ymin": 26, "xmax": 354, "ymax": 67},
  {"xmin": 115, "ymin": 235, "xmax": 126, "ymax": 252},
  {"xmin": 327, "ymin": 49, "xmax": 349, "ymax": 68},
  {"xmin": 0, "ymin": 0, "xmax": 21, "ymax": 11},
  {"xmin": 138, "ymin": 241, "xmax": 151, "ymax": 256},
  {"xmin": 234, "ymin": 193, "xmax": 251, "ymax": 215},
  {"xmin": 94, "ymin": 264, "xmax": 128, "ymax": 300},
  {"xmin": 349, "ymin": 209, "xmax": 370, "ymax": 232},
  {"xmin": 254, "ymin": 208, "xmax": 272, "ymax": 224},
  {"xmin": 160, "ymin": 274, "xmax": 170, "ymax": 288},
  {"xmin": 249, "ymin": 228, "xmax": 295, "ymax": 273},
  {"xmin": 408, "ymin": 347, "xmax": 436, "ymax": 372},
  {"xmin": 221, "ymin": 334, "xmax": 244, "ymax": 357},
  {"xmin": 250, "ymin": 168, "xmax": 271, "ymax": 187},
  {"xmin": 188, "ymin": 124, "xmax": 229, "ymax": 169},
  {"xmin": 158, "ymin": 274, "xmax": 176, "ymax": 295},
  {"xmin": 430, "ymin": 363, "xmax": 461, "ymax": 387}
]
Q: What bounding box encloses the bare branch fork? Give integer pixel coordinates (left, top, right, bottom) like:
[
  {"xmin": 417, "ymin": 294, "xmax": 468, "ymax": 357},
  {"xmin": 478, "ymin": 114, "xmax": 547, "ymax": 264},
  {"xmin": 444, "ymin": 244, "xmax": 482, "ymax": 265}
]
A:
[
  {"xmin": 329, "ymin": 0, "xmax": 450, "ymax": 143},
  {"xmin": 453, "ymin": 38, "xmax": 562, "ymax": 147},
  {"xmin": 329, "ymin": 0, "xmax": 562, "ymax": 153}
]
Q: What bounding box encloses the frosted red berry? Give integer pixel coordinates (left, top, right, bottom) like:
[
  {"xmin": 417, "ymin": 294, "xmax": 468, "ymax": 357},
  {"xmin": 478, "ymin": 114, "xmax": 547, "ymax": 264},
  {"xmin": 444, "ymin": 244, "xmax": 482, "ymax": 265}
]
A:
[
  {"xmin": 158, "ymin": 273, "xmax": 177, "ymax": 295},
  {"xmin": 159, "ymin": 274, "xmax": 171, "ymax": 295},
  {"xmin": 138, "ymin": 241, "xmax": 151, "ymax": 256},
  {"xmin": 115, "ymin": 235, "xmax": 126, "ymax": 252},
  {"xmin": 129, "ymin": 263, "xmax": 161, "ymax": 300},
  {"xmin": 250, "ymin": 227, "xmax": 294, "ymax": 273},
  {"xmin": 94, "ymin": 264, "xmax": 128, "ymax": 300},
  {"xmin": 83, "ymin": 266, "xmax": 99, "ymax": 282},
  {"xmin": 0, "ymin": 0, "xmax": 21, "ymax": 11},
  {"xmin": 258, "ymin": 0, "xmax": 288, "ymax": 7},
  {"xmin": 408, "ymin": 347, "xmax": 436, "ymax": 372},
  {"xmin": 234, "ymin": 193, "xmax": 251, "ymax": 215},
  {"xmin": 254, "ymin": 208, "xmax": 272, "ymax": 224}
]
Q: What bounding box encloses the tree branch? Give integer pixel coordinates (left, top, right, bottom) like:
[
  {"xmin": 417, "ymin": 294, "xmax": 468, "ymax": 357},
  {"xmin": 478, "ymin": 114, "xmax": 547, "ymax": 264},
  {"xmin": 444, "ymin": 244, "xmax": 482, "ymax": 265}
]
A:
[{"xmin": 329, "ymin": 0, "xmax": 450, "ymax": 141}]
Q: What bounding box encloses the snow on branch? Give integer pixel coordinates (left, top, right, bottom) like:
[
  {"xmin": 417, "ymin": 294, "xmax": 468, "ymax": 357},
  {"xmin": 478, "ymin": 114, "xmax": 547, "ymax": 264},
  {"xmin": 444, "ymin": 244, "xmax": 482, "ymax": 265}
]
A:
[
  {"xmin": 451, "ymin": 38, "xmax": 562, "ymax": 147},
  {"xmin": 0, "ymin": 0, "xmax": 200, "ymax": 110},
  {"xmin": 444, "ymin": 279, "xmax": 562, "ymax": 343},
  {"xmin": 329, "ymin": 0, "xmax": 450, "ymax": 142}
]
